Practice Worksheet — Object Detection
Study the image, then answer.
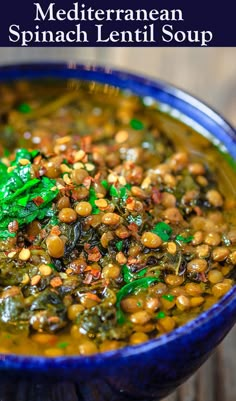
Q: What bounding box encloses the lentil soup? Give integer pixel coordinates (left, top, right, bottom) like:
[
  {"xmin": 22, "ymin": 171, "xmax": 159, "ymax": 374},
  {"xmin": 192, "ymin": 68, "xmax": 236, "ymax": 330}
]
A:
[{"xmin": 0, "ymin": 78, "xmax": 235, "ymax": 357}]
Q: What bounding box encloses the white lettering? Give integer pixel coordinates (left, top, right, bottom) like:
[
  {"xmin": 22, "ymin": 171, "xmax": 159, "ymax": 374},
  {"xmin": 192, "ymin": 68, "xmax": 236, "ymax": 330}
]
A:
[
  {"xmin": 8, "ymin": 25, "xmax": 20, "ymax": 43},
  {"xmin": 34, "ymin": 3, "xmax": 55, "ymax": 21}
]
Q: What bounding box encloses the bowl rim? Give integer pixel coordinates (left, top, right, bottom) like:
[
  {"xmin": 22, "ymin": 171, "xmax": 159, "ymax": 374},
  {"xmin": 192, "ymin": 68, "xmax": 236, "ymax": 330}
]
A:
[{"xmin": 0, "ymin": 61, "xmax": 235, "ymax": 367}]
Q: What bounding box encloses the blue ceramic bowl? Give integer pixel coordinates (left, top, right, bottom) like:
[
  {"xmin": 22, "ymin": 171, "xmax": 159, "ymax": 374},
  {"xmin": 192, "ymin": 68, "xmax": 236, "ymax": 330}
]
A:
[{"xmin": 0, "ymin": 63, "xmax": 235, "ymax": 401}]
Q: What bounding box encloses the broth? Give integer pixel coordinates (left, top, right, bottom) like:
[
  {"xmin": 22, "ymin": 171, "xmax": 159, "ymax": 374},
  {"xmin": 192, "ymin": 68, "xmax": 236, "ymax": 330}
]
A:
[{"xmin": 0, "ymin": 78, "xmax": 235, "ymax": 356}]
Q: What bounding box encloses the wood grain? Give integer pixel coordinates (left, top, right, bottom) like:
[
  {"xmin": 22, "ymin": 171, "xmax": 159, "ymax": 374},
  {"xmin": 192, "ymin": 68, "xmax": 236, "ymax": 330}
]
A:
[{"xmin": 163, "ymin": 326, "xmax": 236, "ymax": 401}]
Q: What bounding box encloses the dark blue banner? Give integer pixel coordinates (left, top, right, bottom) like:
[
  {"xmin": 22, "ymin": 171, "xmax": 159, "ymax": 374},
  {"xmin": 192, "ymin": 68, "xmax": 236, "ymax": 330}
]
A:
[{"xmin": 1, "ymin": 0, "xmax": 235, "ymax": 47}]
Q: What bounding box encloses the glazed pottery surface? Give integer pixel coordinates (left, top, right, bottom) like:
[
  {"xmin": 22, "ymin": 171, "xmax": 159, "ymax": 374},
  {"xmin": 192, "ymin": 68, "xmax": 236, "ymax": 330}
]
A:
[{"xmin": 0, "ymin": 63, "xmax": 235, "ymax": 401}]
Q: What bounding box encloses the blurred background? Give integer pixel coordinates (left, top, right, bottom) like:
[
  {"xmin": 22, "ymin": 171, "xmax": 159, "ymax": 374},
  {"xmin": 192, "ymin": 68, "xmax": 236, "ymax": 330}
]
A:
[
  {"xmin": 0, "ymin": 47, "xmax": 235, "ymax": 401},
  {"xmin": 0, "ymin": 47, "xmax": 235, "ymax": 126}
]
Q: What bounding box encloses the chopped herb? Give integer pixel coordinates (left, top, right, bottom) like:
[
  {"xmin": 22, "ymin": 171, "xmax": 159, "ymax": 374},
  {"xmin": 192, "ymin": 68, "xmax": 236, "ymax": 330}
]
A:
[
  {"xmin": 88, "ymin": 187, "xmax": 100, "ymax": 215},
  {"xmin": 31, "ymin": 150, "xmax": 40, "ymax": 158},
  {"xmin": 116, "ymin": 240, "xmax": 123, "ymax": 251},
  {"xmin": 48, "ymin": 263, "xmax": 57, "ymax": 271},
  {"xmin": 137, "ymin": 301, "xmax": 142, "ymax": 307},
  {"xmin": 57, "ymin": 341, "xmax": 69, "ymax": 349},
  {"xmin": 0, "ymin": 230, "xmax": 16, "ymax": 239},
  {"xmin": 110, "ymin": 185, "xmax": 119, "ymax": 197},
  {"xmin": 0, "ymin": 151, "xmax": 58, "ymax": 238},
  {"xmin": 12, "ymin": 148, "xmax": 39, "ymax": 165},
  {"xmin": 162, "ymin": 294, "xmax": 175, "ymax": 302},
  {"xmin": 101, "ymin": 179, "xmax": 109, "ymax": 190},
  {"xmin": 49, "ymin": 215, "xmax": 59, "ymax": 226},
  {"xmin": 110, "ymin": 184, "xmax": 131, "ymax": 201},
  {"xmin": 156, "ymin": 311, "xmax": 166, "ymax": 319},
  {"xmin": 116, "ymin": 276, "xmax": 160, "ymax": 323},
  {"xmin": 120, "ymin": 187, "xmax": 128, "ymax": 201},
  {"xmin": 125, "ymin": 183, "xmax": 132, "ymax": 190},
  {"xmin": 130, "ymin": 118, "xmax": 144, "ymax": 130},
  {"xmin": 0, "ymin": 161, "xmax": 7, "ymax": 175},
  {"xmin": 122, "ymin": 265, "xmax": 148, "ymax": 284},
  {"xmin": 3, "ymin": 149, "xmax": 10, "ymax": 157},
  {"xmin": 18, "ymin": 103, "xmax": 32, "ymax": 114},
  {"xmin": 176, "ymin": 235, "xmax": 193, "ymax": 243},
  {"xmin": 152, "ymin": 222, "xmax": 172, "ymax": 241}
]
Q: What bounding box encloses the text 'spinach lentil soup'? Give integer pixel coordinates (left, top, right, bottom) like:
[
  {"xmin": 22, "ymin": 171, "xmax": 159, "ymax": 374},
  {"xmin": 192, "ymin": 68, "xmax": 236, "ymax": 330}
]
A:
[{"xmin": 0, "ymin": 78, "xmax": 235, "ymax": 357}]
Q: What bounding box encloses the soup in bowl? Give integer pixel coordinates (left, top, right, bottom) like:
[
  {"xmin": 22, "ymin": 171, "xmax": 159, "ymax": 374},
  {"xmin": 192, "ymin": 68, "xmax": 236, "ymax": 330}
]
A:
[{"xmin": 0, "ymin": 63, "xmax": 235, "ymax": 401}]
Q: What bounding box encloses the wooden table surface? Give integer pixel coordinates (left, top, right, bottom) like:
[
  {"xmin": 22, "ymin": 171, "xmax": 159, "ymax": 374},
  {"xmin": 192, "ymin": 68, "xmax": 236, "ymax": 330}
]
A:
[
  {"xmin": 163, "ymin": 326, "xmax": 236, "ymax": 401},
  {"xmin": 0, "ymin": 48, "xmax": 235, "ymax": 401}
]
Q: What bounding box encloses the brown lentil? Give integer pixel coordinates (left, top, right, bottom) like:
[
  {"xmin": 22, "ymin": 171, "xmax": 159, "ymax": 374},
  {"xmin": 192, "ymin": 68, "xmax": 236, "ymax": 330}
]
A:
[
  {"xmin": 206, "ymin": 189, "xmax": 224, "ymax": 207},
  {"xmin": 212, "ymin": 282, "xmax": 232, "ymax": 298},
  {"xmin": 79, "ymin": 341, "xmax": 98, "ymax": 355},
  {"xmin": 157, "ymin": 316, "xmax": 176, "ymax": 333},
  {"xmin": 18, "ymin": 248, "xmax": 31, "ymax": 261},
  {"xmin": 75, "ymin": 201, "xmax": 92, "ymax": 217},
  {"xmin": 46, "ymin": 235, "xmax": 65, "ymax": 258},
  {"xmin": 165, "ymin": 274, "xmax": 184, "ymax": 286},
  {"xmin": 141, "ymin": 232, "xmax": 162, "ymax": 248},
  {"xmin": 71, "ymin": 168, "xmax": 89, "ymax": 185},
  {"xmin": 204, "ymin": 232, "xmax": 221, "ymax": 246},
  {"xmin": 212, "ymin": 247, "xmax": 230, "ymax": 262},
  {"xmin": 195, "ymin": 244, "xmax": 210, "ymax": 258},
  {"xmin": 188, "ymin": 162, "xmax": 205, "ymax": 175},
  {"xmin": 187, "ymin": 258, "xmax": 208, "ymax": 273},
  {"xmin": 129, "ymin": 310, "xmax": 151, "ymax": 325},
  {"xmin": 190, "ymin": 296, "xmax": 205, "ymax": 307},
  {"xmin": 208, "ymin": 269, "xmax": 224, "ymax": 284},
  {"xmin": 58, "ymin": 208, "xmax": 77, "ymax": 223},
  {"xmin": 102, "ymin": 212, "xmax": 120, "ymax": 225},
  {"xmin": 102, "ymin": 263, "xmax": 121, "ymax": 279},
  {"xmin": 0, "ymin": 78, "xmax": 235, "ymax": 357},
  {"xmin": 39, "ymin": 264, "xmax": 52, "ymax": 276},
  {"xmin": 57, "ymin": 196, "xmax": 71, "ymax": 210},
  {"xmin": 130, "ymin": 332, "xmax": 149, "ymax": 345},
  {"xmin": 176, "ymin": 295, "xmax": 191, "ymax": 311},
  {"xmin": 185, "ymin": 283, "xmax": 203, "ymax": 296},
  {"xmin": 162, "ymin": 207, "xmax": 183, "ymax": 223}
]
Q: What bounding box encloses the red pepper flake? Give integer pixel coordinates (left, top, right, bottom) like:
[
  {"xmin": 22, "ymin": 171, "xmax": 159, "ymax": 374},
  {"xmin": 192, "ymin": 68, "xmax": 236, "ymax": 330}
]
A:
[
  {"xmin": 199, "ymin": 272, "xmax": 208, "ymax": 282},
  {"xmin": 193, "ymin": 206, "xmax": 203, "ymax": 216},
  {"xmin": 80, "ymin": 136, "xmax": 92, "ymax": 153},
  {"xmin": 70, "ymin": 189, "xmax": 80, "ymax": 200},
  {"xmin": 47, "ymin": 316, "xmax": 60, "ymax": 324},
  {"xmin": 128, "ymin": 223, "xmax": 139, "ymax": 232},
  {"xmin": 8, "ymin": 220, "xmax": 19, "ymax": 233},
  {"xmin": 91, "ymin": 269, "xmax": 101, "ymax": 279},
  {"xmin": 33, "ymin": 155, "xmax": 42, "ymax": 165},
  {"xmin": 83, "ymin": 273, "xmax": 93, "ymax": 284},
  {"xmin": 64, "ymin": 150, "xmax": 75, "ymax": 164},
  {"xmin": 50, "ymin": 277, "xmax": 63, "ymax": 288},
  {"xmin": 94, "ymin": 172, "xmax": 101, "ymax": 181},
  {"xmin": 84, "ymin": 244, "xmax": 101, "ymax": 262},
  {"xmin": 83, "ymin": 176, "xmax": 92, "ymax": 189},
  {"xmin": 84, "ymin": 292, "xmax": 102, "ymax": 302},
  {"xmin": 39, "ymin": 229, "xmax": 47, "ymax": 239},
  {"xmin": 38, "ymin": 167, "xmax": 47, "ymax": 177},
  {"xmin": 33, "ymin": 196, "xmax": 44, "ymax": 206},
  {"xmin": 152, "ymin": 187, "xmax": 162, "ymax": 204},
  {"xmin": 50, "ymin": 226, "xmax": 61, "ymax": 236},
  {"xmin": 127, "ymin": 257, "xmax": 139, "ymax": 265},
  {"xmin": 84, "ymin": 266, "xmax": 92, "ymax": 272},
  {"xmin": 126, "ymin": 197, "xmax": 133, "ymax": 204}
]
